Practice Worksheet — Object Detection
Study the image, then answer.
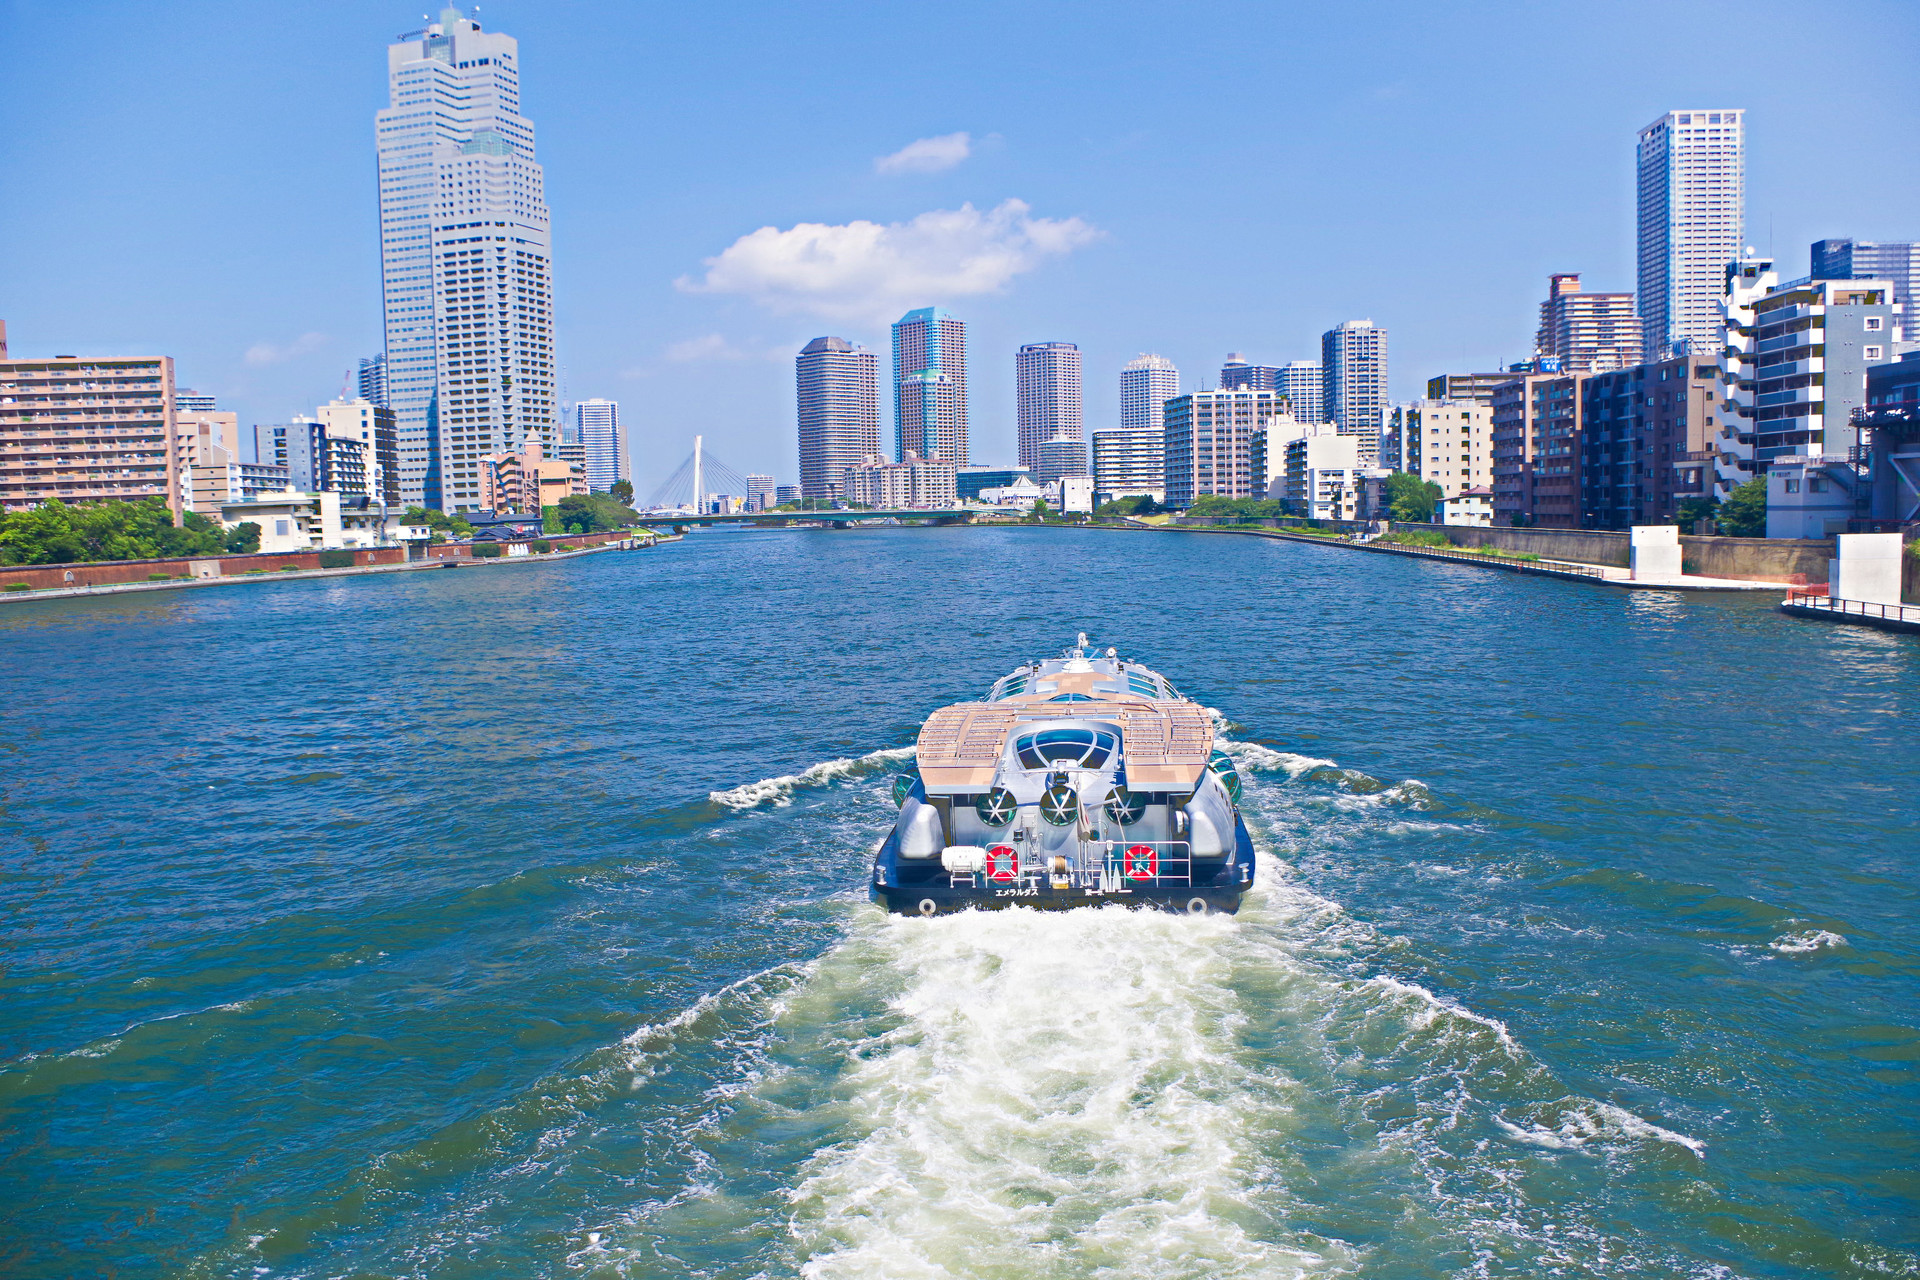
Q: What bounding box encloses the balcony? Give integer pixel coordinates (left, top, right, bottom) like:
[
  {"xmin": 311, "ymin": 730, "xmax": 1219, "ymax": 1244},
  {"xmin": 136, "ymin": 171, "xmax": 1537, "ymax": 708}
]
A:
[
  {"xmin": 1754, "ymin": 357, "xmax": 1823, "ymax": 380},
  {"xmin": 1756, "ymin": 386, "xmax": 1824, "ymax": 409}
]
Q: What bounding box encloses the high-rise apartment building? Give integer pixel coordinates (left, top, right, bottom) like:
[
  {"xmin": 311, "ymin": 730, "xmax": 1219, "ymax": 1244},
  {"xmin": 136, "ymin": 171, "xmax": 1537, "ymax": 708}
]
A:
[
  {"xmin": 1749, "ymin": 277, "xmax": 1899, "ymax": 462},
  {"xmin": 846, "ymin": 453, "xmax": 958, "ymax": 508},
  {"xmin": 892, "ymin": 307, "xmax": 967, "ymax": 465},
  {"xmin": 377, "ymin": 6, "xmax": 557, "ymax": 510},
  {"xmin": 1535, "ymin": 274, "xmax": 1643, "ymax": 373},
  {"xmin": 174, "ymin": 388, "xmax": 217, "ymax": 414},
  {"xmin": 1219, "ymin": 354, "xmax": 1279, "ymax": 391},
  {"xmin": 0, "ymin": 350, "xmax": 179, "ymax": 514},
  {"xmin": 357, "ymin": 354, "xmax": 389, "ymax": 408},
  {"xmin": 317, "ymin": 398, "xmax": 401, "ymax": 507},
  {"xmin": 1812, "ymin": 239, "xmax": 1919, "ymax": 324},
  {"xmin": 574, "ymin": 399, "xmax": 624, "ymax": 492},
  {"xmin": 1120, "ymin": 354, "xmax": 1180, "ymax": 435},
  {"xmin": 1425, "ymin": 372, "xmax": 1511, "ymax": 403},
  {"xmin": 1162, "ymin": 388, "xmax": 1287, "ymax": 507},
  {"xmin": 1490, "ymin": 373, "xmax": 1585, "ymax": 527},
  {"xmin": 1015, "ymin": 342, "xmax": 1081, "ymax": 471},
  {"xmin": 1276, "ymin": 361, "xmax": 1323, "ymax": 425},
  {"xmin": 797, "ymin": 336, "xmax": 881, "ymax": 500},
  {"xmin": 1322, "ymin": 321, "xmax": 1387, "ymax": 463},
  {"xmin": 1090, "ymin": 429, "xmax": 1164, "ymax": 503},
  {"xmin": 1035, "ymin": 434, "xmax": 1089, "ymax": 485},
  {"xmin": 745, "ymin": 474, "xmax": 776, "ymax": 511},
  {"xmin": 1636, "ymin": 109, "xmax": 1745, "ymax": 360},
  {"xmin": 256, "ymin": 419, "xmax": 370, "ymax": 497}
]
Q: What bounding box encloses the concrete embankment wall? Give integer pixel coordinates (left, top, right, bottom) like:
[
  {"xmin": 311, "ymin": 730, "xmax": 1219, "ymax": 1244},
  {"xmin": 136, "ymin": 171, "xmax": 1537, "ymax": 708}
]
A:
[
  {"xmin": 2, "ymin": 528, "xmax": 637, "ymax": 594},
  {"xmin": 1166, "ymin": 515, "xmax": 1838, "ymax": 585}
]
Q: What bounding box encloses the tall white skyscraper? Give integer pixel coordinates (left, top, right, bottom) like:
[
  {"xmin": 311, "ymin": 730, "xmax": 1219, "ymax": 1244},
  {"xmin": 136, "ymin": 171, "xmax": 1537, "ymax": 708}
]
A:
[
  {"xmin": 1636, "ymin": 109, "xmax": 1745, "ymax": 360},
  {"xmin": 796, "ymin": 337, "xmax": 881, "ymax": 500},
  {"xmin": 377, "ymin": 6, "xmax": 557, "ymax": 510},
  {"xmin": 574, "ymin": 399, "xmax": 623, "ymax": 492},
  {"xmin": 1015, "ymin": 342, "xmax": 1082, "ymax": 472},
  {"xmin": 1322, "ymin": 321, "xmax": 1387, "ymax": 464},
  {"xmin": 1120, "ymin": 354, "xmax": 1179, "ymax": 435}
]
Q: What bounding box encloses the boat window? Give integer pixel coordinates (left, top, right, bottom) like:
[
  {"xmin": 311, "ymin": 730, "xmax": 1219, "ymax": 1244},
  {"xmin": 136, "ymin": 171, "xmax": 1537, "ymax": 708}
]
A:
[
  {"xmin": 993, "ymin": 674, "xmax": 1030, "ymax": 700},
  {"xmin": 1014, "ymin": 728, "xmax": 1117, "ymax": 770},
  {"xmin": 1127, "ymin": 674, "xmax": 1164, "ymax": 698},
  {"xmin": 1048, "ymin": 693, "xmax": 1096, "ymax": 702}
]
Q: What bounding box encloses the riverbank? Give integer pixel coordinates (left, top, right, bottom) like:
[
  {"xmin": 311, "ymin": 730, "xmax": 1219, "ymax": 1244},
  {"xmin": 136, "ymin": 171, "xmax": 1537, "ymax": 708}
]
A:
[{"xmin": 0, "ymin": 534, "xmax": 657, "ymax": 604}]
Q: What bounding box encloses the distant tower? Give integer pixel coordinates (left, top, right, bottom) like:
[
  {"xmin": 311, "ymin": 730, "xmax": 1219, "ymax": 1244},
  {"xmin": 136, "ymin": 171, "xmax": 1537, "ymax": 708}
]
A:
[
  {"xmin": 892, "ymin": 307, "xmax": 968, "ymax": 465},
  {"xmin": 377, "ymin": 6, "xmax": 557, "ymax": 510},
  {"xmin": 1120, "ymin": 353, "xmax": 1179, "ymax": 434},
  {"xmin": 1534, "ymin": 274, "xmax": 1642, "ymax": 373},
  {"xmin": 1322, "ymin": 320, "xmax": 1387, "ymax": 463},
  {"xmin": 1637, "ymin": 109, "xmax": 1745, "ymax": 360},
  {"xmin": 1812, "ymin": 238, "xmax": 1920, "ymax": 320},
  {"xmin": 797, "ymin": 337, "xmax": 880, "ymax": 500},
  {"xmin": 574, "ymin": 399, "xmax": 624, "ymax": 491},
  {"xmin": 1276, "ymin": 361, "xmax": 1322, "ymax": 424},
  {"xmin": 1015, "ymin": 342, "xmax": 1082, "ymax": 471},
  {"xmin": 357, "ymin": 353, "xmax": 389, "ymax": 408},
  {"xmin": 1219, "ymin": 353, "xmax": 1279, "ymax": 391}
]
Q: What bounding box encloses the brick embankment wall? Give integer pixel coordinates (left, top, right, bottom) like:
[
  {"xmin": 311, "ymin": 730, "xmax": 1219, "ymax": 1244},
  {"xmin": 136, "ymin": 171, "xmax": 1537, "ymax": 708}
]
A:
[{"xmin": 0, "ymin": 546, "xmax": 404, "ymax": 591}]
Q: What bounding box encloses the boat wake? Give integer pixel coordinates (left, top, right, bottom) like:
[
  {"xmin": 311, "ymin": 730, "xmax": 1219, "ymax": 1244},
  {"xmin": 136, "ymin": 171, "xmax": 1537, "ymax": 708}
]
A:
[{"xmin": 709, "ymin": 745, "xmax": 916, "ymax": 811}]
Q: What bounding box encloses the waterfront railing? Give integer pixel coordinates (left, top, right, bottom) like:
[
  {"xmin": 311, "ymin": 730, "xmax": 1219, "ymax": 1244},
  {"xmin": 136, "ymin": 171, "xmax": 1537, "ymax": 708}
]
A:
[{"xmin": 1783, "ymin": 590, "xmax": 1920, "ymax": 626}]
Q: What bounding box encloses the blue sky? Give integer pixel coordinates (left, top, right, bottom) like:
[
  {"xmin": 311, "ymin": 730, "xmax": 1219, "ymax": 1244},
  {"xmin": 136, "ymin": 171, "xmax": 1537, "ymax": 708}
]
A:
[{"xmin": 3, "ymin": 0, "xmax": 1916, "ymax": 496}]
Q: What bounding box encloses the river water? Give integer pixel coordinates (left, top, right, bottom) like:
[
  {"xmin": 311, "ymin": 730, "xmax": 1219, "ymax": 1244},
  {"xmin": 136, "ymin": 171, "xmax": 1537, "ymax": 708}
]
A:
[{"xmin": 2, "ymin": 526, "xmax": 1916, "ymax": 1279}]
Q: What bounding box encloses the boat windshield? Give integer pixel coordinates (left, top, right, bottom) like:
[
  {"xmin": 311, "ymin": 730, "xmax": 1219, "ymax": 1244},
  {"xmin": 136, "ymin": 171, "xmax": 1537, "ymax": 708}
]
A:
[{"xmin": 1014, "ymin": 727, "xmax": 1118, "ymax": 771}]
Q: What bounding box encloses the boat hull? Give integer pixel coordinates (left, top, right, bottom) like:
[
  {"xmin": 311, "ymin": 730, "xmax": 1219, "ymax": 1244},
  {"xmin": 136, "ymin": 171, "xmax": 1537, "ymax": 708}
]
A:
[{"xmin": 872, "ymin": 814, "xmax": 1255, "ymax": 917}]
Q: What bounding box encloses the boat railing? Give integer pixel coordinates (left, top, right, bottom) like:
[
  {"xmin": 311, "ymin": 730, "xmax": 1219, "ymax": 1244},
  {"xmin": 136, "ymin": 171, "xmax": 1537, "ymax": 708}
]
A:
[{"xmin": 948, "ymin": 839, "xmax": 1194, "ymax": 890}]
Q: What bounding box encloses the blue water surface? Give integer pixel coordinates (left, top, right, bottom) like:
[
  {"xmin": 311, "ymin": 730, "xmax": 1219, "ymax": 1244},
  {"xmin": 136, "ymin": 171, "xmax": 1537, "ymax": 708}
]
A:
[{"xmin": 1, "ymin": 526, "xmax": 1915, "ymax": 1278}]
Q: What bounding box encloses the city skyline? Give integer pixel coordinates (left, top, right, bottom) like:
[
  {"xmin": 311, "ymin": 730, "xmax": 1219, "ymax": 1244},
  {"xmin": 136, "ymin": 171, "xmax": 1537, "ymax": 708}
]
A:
[{"xmin": 2, "ymin": 1, "xmax": 1914, "ymax": 496}]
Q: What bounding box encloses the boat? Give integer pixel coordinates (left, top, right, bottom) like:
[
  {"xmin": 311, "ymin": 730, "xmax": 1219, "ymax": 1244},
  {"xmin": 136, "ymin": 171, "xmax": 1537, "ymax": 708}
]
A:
[{"xmin": 871, "ymin": 635, "xmax": 1255, "ymax": 917}]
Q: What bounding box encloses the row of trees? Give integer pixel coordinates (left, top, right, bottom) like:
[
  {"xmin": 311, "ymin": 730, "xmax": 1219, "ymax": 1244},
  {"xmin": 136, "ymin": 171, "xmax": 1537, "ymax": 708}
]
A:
[{"xmin": 0, "ymin": 499, "xmax": 258, "ymax": 566}]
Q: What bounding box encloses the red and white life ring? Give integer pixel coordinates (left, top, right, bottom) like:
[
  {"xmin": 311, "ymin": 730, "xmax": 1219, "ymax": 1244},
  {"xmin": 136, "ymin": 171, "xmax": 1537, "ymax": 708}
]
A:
[
  {"xmin": 1125, "ymin": 844, "xmax": 1157, "ymax": 881},
  {"xmin": 985, "ymin": 845, "xmax": 1018, "ymax": 883}
]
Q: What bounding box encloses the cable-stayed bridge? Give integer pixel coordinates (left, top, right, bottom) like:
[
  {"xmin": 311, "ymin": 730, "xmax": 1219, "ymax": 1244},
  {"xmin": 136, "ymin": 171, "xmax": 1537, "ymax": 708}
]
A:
[{"xmin": 639, "ymin": 437, "xmax": 978, "ymax": 527}]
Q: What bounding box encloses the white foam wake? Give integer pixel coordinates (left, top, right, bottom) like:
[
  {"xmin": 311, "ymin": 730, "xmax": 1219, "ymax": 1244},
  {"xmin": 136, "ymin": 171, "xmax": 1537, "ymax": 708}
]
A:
[
  {"xmin": 784, "ymin": 907, "xmax": 1354, "ymax": 1278},
  {"xmin": 1769, "ymin": 929, "xmax": 1846, "ymax": 955},
  {"xmin": 709, "ymin": 745, "xmax": 916, "ymax": 811}
]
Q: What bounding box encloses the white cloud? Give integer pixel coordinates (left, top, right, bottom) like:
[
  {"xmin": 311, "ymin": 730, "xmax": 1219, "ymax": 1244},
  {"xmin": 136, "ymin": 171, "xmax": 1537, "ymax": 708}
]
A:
[
  {"xmin": 665, "ymin": 333, "xmax": 747, "ymax": 362},
  {"xmin": 677, "ymin": 199, "xmax": 1102, "ymax": 327},
  {"xmin": 244, "ymin": 332, "xmax": 327, "ymax": 366},
  {"xmin": 875, "ymin": 132, "xmax": 972, "ymax": 176}
]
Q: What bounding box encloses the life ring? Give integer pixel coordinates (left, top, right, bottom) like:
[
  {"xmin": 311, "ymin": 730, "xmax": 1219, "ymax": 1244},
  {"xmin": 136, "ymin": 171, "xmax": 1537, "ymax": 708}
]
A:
[
  {"xmin": 985, "ymin": 845, "xmax": 1018, "ymax": 883},
  {"xmin": 1186, "ymin": 896, "xmax": 1209, "ymax": 916},
  {"xmin": 1124, "ymin": 844, "xmax": 1157, "ymax": 881},
  {"xmin": 918, "ymin": 898, "xmax": 938, "ymax": 917}
]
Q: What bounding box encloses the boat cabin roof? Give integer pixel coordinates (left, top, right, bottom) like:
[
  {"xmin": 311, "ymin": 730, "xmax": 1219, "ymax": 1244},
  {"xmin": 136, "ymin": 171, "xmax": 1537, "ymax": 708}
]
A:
[{"xmin": 916, "ymin": 652, "xmax": 1212, "ymax": 792}]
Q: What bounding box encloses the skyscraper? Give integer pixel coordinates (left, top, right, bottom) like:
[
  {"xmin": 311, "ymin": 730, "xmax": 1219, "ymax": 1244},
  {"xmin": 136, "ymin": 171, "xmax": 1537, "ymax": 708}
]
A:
[
  {"xmin": 1015, "ymin": 342, "xmax": 1081, "ymax": 471},
  {"xmin": 1276, "ymin": 361, "xmax": 1323, "ymax": 424},
  {"xmin": 377, "ymin": 6, "xmax": 557, "ymax": 510},
  {"xmin": 1534, "ymin": 274, "xmax": 1642, "ymax": 373},
  {"xmin": 1321, "ymin": 321, "xmax": 1387, "ymax": 464},
  {"xmin": 1120, "ymin": 354, "xmax": 1179, "ymax": 435},
  {"xmin": 574, "ymin": 399, "xmax": 624, "ymax": 492},
  {"xmin": 892, "ymin": 308, "xmax": 967, "ymax": 465},
  {"xmin": 797, "ymin": 337, "xmax": 880, "ymax": 500},
  {"xmin": 357, "ymin": 354, "xmax": 389, "ymax": 408},
  {"xmin": 1812, "ymin": 239, "xmax": 1919, "ymax": 322},
  {"xmin": 1636, "ymin": 109, "xmax": 1745, "ymax": 360}
]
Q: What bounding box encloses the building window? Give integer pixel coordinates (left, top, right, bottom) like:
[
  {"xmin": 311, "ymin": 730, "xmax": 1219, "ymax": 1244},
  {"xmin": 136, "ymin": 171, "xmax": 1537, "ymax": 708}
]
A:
[
  {"xmin": 1865, "ymin": 316, "xmax": 1884, "ymax": 332},
  {"xmin": 1865, "ymin": 346, "xmax": 1883, "ymax": 361}
]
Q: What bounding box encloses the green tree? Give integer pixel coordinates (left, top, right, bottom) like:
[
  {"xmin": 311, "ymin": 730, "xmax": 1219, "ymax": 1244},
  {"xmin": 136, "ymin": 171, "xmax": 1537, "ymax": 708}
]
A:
[
  {"xmin": 607, "ymin": 479, "xmax": 635, "ymax": 506},
  {"xmin": 0, "ymin": 498, "xmax": 222, "ymax": 565},
  {"xmin": 555, "ymin": 492, "xmax": 640, "ymax": 534},
  {"xmin": 224, "ymin": 522, "xmax": 262, "ymax": 554},
  {"xmin": 1185, "ymin": 496, "xmax": 1283, "ymax": 520},
  {"xmin": 1718, "ymin": 477, "xmax": 1768, "ymax": 537},
  {"xmin": 1676, "ymin": 495, "xmax": 1720, "ymax": 532},
  {"xmin": 1030, "ymin": 498, "xmax": 1052, "ymax": 521},
  {"xmin": 1384, "ymin": 472, "xmax": 1442, "ymax": 523}
]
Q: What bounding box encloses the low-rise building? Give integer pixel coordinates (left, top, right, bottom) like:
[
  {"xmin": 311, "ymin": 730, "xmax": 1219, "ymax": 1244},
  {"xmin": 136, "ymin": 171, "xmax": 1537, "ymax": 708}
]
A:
[
  {"xmin": 1860, "ymin": 356, "xmax": 1920, "ymax": 526},
  {"xmin": 1035, "ymin": 433, "xmax": 1089, "ymax": 485},
  {"xmin": 1054, "ymin": 475, "xmax": 1094, "ymax": 513},
  {"xmin": 845, "ymin": 452, "xmax": 958, "ymax": 508},
  {"xmin": 1437, "ymin": 487, "xmax": 1494, "ymax": 526},
  {"xmin": 219, "ymin": 489, "xmax": 387, "ymax": 553},
  {"xmin": 477, "ymin": 438, "xmax": 588, "ymax": 514},
  {"xmin": 773, "ymin": 483, "xmax": 802, "ymax": 506},
  {"xmin": 1425, "ymin": 371, "xmax": 1513, "ymax": 403},
  {"xmin": 956, "ymin": 466, "xmax": 1031, "ymax": 503},
  {"xmin": 979, "ymin": 475, "xmax": 1047, "ymax": 510},
  {"xmin": 316, "ymin": 397, "xmax": 399, "ymax": 508}
]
